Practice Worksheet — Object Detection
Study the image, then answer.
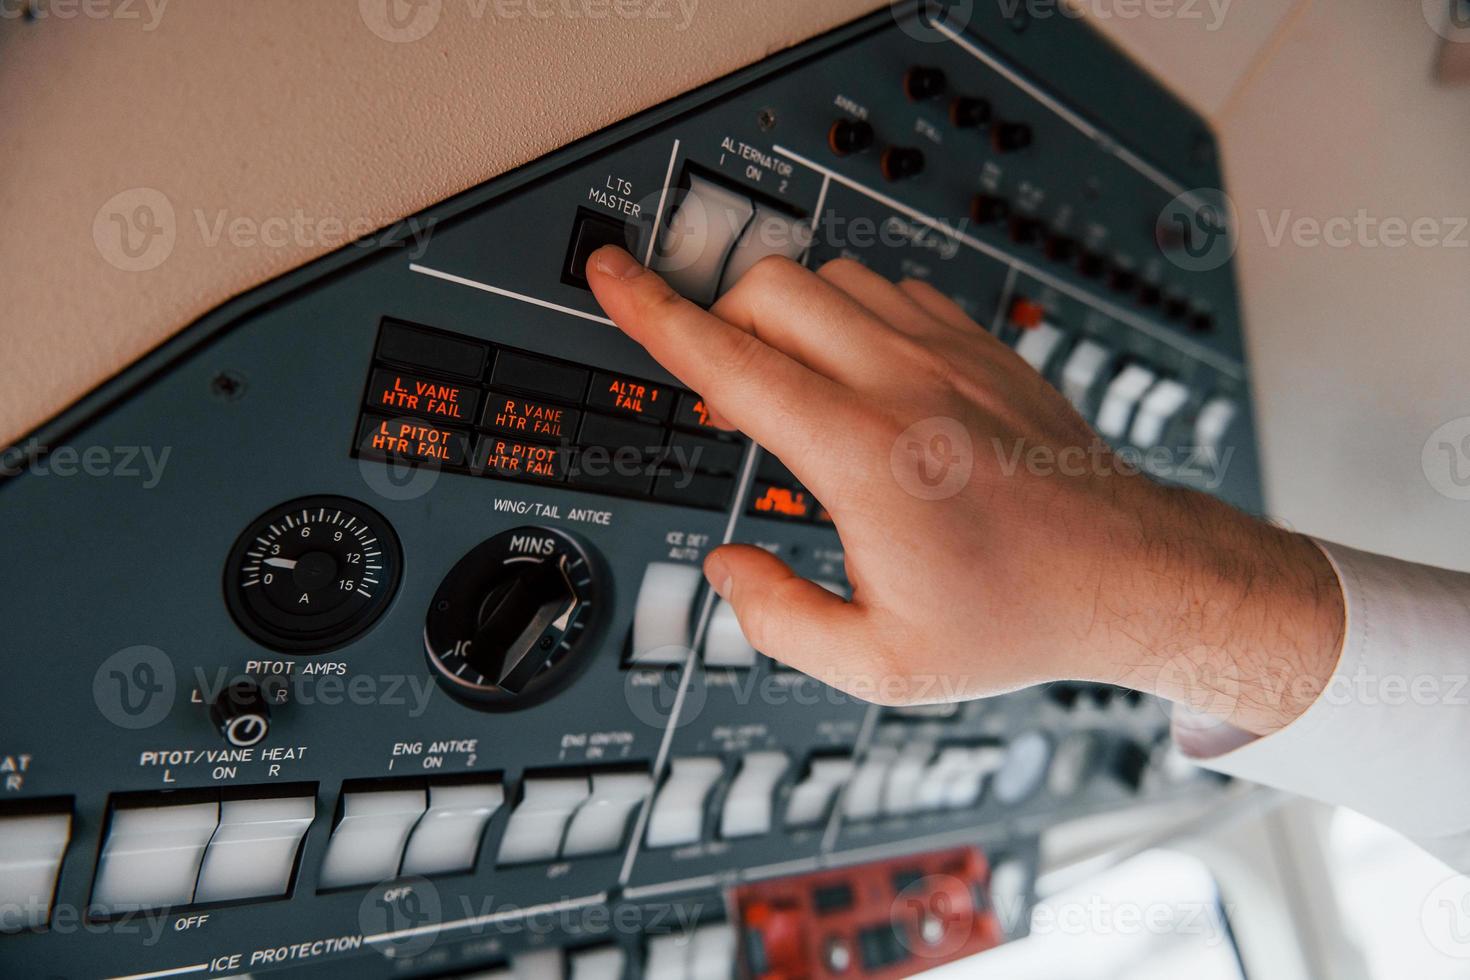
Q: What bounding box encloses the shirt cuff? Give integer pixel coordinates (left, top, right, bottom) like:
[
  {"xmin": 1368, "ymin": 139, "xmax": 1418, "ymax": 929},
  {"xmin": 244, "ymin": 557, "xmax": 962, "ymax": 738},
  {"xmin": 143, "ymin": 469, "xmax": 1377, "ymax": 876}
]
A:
[{"xmin": 1172, "ymin": 538, "xmax": 1470, "ymax": 840}]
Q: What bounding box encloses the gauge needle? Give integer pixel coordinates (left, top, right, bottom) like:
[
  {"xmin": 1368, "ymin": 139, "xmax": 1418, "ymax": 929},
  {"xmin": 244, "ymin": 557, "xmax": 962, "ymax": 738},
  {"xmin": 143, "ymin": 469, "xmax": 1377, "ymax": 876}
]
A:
[{"xmin": 263, "ymin": 557, "xmax": 298, "ymax": 569}]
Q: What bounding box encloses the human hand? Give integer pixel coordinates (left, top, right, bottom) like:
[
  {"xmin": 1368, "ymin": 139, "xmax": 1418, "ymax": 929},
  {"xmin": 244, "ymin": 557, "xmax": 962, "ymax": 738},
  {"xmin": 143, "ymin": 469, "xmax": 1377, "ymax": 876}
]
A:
[{"xmin": 588, "ymin": 246, "xmax": 1344, "ymax": 736}]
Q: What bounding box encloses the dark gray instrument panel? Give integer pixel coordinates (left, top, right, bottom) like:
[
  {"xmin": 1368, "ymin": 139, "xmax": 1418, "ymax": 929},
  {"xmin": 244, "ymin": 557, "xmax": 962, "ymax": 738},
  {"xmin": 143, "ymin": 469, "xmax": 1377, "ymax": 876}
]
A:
[{"xmin": 0, "ymin": 4, "xmax": 1253, "ymax": 978}]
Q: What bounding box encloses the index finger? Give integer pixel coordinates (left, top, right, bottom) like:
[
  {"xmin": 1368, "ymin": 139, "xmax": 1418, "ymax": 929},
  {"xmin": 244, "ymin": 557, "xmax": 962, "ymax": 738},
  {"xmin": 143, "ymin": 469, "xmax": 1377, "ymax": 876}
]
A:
[{"xmin": 587, "ymin": 245, "xmax": 864, "ymax": 473}]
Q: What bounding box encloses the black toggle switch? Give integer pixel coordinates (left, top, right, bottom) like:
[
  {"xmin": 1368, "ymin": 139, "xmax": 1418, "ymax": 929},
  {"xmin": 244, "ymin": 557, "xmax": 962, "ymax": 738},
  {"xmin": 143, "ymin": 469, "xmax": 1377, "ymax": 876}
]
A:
[
  {"xmin": 904, "ymin": 65, "xmax": 947, "ymax": 101},
  {"xmin": 1189, "ymin": 310, "xmax": 1216, "ymax": 333},
  {"xmin": 1107, "ymin": 266, "xmax": 1137, "ymax": 293},
  {"xmin": 992, "ymin": 120, "xmax": 1033, "ymax": 153},
  {"xmin": 563, "ymin": 209, "xmax": 635, "ymax": 290},
  {"xmin": 1044, "ymin": 234, "xmax": 1076, "ymax": 262},
  {"xmin": 1007, "ymin": 214, "xmax": 1042, "ymax": 246},
  {"xmin": 970, "ymin": 193, "xmax": 1009, "ymax": 225},
  {"xmin": 881, "ymin": 146, "xmax": 926, "ymax": 182},
  {"xmin": 949, "ymin": 95, "xmax": 992, "ymax": 128},
  {"xmin": 1076, "ymin": 252, "xmax": 1106, "ymax": 278},
  {"xmin": 828, "ymin": 118, "xmax": 875, "ymax": 156}
]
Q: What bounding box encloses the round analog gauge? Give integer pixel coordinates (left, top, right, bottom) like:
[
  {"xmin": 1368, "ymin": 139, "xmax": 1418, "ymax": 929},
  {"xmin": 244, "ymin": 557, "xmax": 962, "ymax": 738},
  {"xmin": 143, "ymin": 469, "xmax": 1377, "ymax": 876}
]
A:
[{"xmin": 225, "ymin": 495, "xmax": 402, "ymax": 652}]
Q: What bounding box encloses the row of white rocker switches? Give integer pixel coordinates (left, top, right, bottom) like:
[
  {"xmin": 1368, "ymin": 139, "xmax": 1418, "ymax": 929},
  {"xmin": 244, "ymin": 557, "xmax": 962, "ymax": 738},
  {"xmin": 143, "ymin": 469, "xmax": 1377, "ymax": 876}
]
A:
[
  {"xmin": 628, "ymin": 563, "xmax": 847, "ymax": 668},
  {"xmin": 455, "ymin": 922, "xmax": 737, "ymax": 980}
]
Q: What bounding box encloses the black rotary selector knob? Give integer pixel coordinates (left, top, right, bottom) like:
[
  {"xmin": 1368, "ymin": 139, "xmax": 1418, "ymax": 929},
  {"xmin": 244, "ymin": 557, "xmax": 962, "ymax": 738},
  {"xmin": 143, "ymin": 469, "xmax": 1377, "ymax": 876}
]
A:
[
  {"xmin": 970, "ymin": 193, "xmax": 1009, "ymax": 225},
  {"xmin": 828, "ymin": 118, "xmax": 875, "ymax": 156},
  {"xmin": 881, "ymin": 146, "xmax": 926, "ymax": 182},
  {"xmin": 904, "ymin": 65, "xmax": 947, "ymax": 101},
  {"xmin": 950, "ymin": 96, "xmax": 992, "ymax": 129},
  {"xmin": 211, "ymin": 681, "xmax": 271, "ymax": 748},
  {"xmin": 992, "ymin": 121, "xmax": 1033, "ymax": 153},
  {"xmin": 425, "ymin": 526, "xmax": 600, "ymax": 708}
]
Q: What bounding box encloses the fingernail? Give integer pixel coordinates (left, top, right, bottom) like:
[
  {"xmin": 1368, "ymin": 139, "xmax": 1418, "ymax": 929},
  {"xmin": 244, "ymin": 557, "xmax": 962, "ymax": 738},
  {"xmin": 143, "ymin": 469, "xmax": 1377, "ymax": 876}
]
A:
[
  {"xmin": 593, "ymin": 245, "xmax": 645, "ymax": 281},
  {"xmin": 705, "ymin": 553, "xmax": 732, "ymax": 600}
]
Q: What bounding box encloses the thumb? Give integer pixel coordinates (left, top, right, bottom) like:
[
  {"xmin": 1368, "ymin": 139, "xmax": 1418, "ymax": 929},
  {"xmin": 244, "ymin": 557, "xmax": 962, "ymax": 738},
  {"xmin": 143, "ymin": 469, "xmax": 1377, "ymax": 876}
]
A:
[{"xmin": 704, "ymin": 544, "xmax": 868, "ymax": 685}]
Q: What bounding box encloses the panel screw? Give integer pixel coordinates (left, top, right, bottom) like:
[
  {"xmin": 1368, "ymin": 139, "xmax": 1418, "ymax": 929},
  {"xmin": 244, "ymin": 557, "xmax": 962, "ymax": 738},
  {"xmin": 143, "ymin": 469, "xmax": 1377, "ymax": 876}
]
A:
[
  {"xmin": 757, "ymin": 108, "xmax": 778, "ymax": 131},
  {"xmin": 210, "ymin": 370, "xmax": 247, "ymax": 401}
]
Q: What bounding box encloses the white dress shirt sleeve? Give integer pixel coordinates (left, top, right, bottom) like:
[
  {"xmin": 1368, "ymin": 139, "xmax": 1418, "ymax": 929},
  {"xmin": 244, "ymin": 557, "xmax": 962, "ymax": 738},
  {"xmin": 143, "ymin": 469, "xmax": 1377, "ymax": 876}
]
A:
[{"xmin": 1172, "ymin": 538, "xmax": 1470, "ymax": 870}]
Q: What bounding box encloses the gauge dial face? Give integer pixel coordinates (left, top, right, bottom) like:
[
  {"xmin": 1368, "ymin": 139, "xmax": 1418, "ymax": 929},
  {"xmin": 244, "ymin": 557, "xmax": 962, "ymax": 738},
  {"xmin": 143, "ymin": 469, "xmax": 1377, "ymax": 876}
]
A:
[
  {"xmin": 425, "ymin": 525, "xmax": 600, "ymax": 708},
  {"xmin": 225, "ymin": 495, "xmax": 402, "ymax": 652}
]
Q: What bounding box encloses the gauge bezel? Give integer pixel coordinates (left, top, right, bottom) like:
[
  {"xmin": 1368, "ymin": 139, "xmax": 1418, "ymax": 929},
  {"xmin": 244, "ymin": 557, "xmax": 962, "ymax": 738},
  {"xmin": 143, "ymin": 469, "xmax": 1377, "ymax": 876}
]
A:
[{"xmin": 224, "ymin": 494, "xmax": 403, "ymax": 653}]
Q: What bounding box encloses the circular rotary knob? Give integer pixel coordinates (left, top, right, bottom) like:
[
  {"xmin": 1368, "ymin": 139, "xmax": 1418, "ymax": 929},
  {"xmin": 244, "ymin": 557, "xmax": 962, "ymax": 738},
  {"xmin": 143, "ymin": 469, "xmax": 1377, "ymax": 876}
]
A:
[
  {"xmin": 828, "ymin": 118, "xmax": 875, "ymax": 157},
  {"xmin": 425, "ymin": 527, "xmax": 601, "ymax": 708},
  {"xmin": 881, "ymin": 146, "xmax": 926, "ymax": 182},
  {"xmin": 211, "ymin": 681, "xmax": 271, "ymax": 748},
  {"xmin": 991, "ymin": 120, "xmax": 1033, "ymax": 154},
  {"xmin": 904, "ymin": 65, "xmax": 947, "ymax": 101},
  {"xmin": 950, "ymin": 95, "xmax": 992, "ymax": 129}
]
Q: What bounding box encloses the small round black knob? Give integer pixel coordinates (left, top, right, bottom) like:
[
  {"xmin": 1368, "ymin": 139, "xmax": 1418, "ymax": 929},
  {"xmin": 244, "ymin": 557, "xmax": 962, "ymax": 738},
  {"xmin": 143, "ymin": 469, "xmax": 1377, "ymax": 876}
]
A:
[
  {"xmin": 949, "ymin": 95, "xmax": 992, "ymax": 128},
  {"xmin": 1107, "ymin": 266, "xmax": 1137, "ymax": 293},
  {"xmin": 828, "ymin": 118, "xmax": 875, "ymax": 157},
  {"xmin": 211, "ymin": 682, "xmax": 271, "ymax": 748},
  {"xmin": 904, "ymin": 65, "xmax": 947, "ymax": 101},
  {"xmin": 992, "ymin": 121, "xmax": 1033, "ymax": 153},
  {"xmin": 1044, "ymin": 234, "xmax": 1077, "ymax": 262},
  {"xmin": 1007, "ymin": 215, "xmax": 1042, "ymax": 246},
  {"xmin": 881, "ymin": 146, "xmax": 926, "ymax": 182},
  {"xmin": 969, "ymin": 193, "xmax": 1009, "ymax": 225},
  {"xmin": 1076, "ymin": 252, "xmax": 1106, "ymax": 278},
  {"xmin": 1137, "ymin": 282, "xmax": 1163, "ymax": 307},
  {"xmin": 1163, "ymin": 295, "xmax": 1190, "ymax": 321},
  {"xmin": 1189, "ymin": 310, "xmax": 1216, "ymax": 334}
]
